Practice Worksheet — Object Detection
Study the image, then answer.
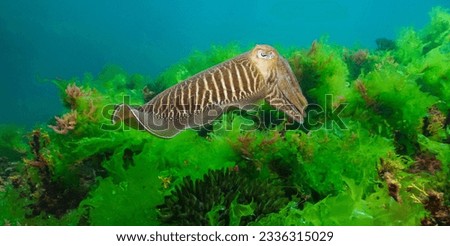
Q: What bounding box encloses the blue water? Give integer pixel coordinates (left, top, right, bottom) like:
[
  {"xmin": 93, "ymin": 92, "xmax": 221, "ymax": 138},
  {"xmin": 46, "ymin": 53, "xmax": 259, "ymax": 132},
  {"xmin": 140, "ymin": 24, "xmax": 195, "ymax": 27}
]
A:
[{"xmin": 0, "ymin": 0, "xmax": 448, "ymax": 128}]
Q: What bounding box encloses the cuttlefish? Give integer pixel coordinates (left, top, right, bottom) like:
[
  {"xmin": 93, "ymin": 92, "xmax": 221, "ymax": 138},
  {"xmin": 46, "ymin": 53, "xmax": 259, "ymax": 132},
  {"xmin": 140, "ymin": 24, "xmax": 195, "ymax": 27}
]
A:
[{"xmin": 112, "ymin": 44, "xmax": 307, "ymax": 138}]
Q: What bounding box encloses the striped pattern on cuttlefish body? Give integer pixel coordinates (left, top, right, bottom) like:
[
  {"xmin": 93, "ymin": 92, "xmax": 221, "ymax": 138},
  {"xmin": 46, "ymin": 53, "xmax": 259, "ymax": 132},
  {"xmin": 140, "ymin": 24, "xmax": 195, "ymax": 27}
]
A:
[{"xmin": 112, "ymin": 44, "xmax": 308, "ymax": 138}]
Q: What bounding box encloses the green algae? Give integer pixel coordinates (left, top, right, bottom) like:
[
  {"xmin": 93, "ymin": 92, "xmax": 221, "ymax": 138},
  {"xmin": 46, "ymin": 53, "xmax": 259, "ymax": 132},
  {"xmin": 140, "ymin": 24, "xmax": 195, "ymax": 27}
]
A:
[
  {"xmin": 0, "ymin": 125, "xmax": 27, "ymax": 161},
  {"xmin": 0, "ymin": 7, "xmax": 449, "ymax": 226}
]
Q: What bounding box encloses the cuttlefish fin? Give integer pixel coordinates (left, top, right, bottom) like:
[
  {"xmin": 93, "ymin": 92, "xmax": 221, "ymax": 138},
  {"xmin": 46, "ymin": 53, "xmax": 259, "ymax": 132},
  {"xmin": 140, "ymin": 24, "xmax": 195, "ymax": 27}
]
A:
[
  {"xmin": 112, "ymin": 104, "xmax": 183, "ymax": 138},
  {"xmin": 112, "ymin": 104, "xmax": 226, "ymax": 138}
]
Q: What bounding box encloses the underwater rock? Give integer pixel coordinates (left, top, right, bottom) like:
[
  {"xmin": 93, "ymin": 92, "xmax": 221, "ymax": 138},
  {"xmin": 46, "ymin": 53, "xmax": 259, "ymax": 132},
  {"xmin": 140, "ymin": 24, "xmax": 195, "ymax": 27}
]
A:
[
  {"xmin": 113, "ymin": 45, "xmax": 307, "ymax": 138},
  {"xmin": 158, "ymin": 168, "xmax": 288, "ymax": 225},
  {"xmin": 375, "ymin": 38, "xmax": 396, "ymax": 51}
]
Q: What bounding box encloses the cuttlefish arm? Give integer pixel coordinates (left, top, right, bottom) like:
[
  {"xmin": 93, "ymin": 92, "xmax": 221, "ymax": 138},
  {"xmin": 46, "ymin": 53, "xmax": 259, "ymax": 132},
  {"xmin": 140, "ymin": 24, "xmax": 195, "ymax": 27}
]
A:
[
  {"xmin": 264, "ymin": 56, "xmax": 307, "ymax": 123},
  {"xmin": 113, "ymin": 44, "xmax": 307, "ymax": 138}
]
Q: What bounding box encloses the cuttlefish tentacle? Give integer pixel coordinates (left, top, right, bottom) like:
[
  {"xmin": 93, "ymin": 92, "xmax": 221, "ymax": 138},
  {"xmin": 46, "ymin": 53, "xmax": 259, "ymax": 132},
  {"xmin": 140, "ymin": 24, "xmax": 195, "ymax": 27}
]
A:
[{"xmin": 112, "ymin": 44, "xmax": 308, "ymax": 138}]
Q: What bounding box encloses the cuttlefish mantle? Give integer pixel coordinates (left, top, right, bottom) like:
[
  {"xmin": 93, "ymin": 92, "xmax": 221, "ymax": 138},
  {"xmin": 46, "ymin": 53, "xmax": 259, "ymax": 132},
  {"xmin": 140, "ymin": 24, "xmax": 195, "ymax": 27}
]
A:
[{"xmin": 112, "ymin": 44, "xmax": 308, "ymax": 138}]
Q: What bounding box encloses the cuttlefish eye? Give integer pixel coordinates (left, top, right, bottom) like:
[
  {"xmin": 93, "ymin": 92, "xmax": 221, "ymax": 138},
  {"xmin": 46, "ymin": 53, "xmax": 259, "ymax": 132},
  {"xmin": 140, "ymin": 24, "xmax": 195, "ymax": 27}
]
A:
[{"xmin": 257, "ymin": 49, "xmax": 275, "ymax": 59}]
